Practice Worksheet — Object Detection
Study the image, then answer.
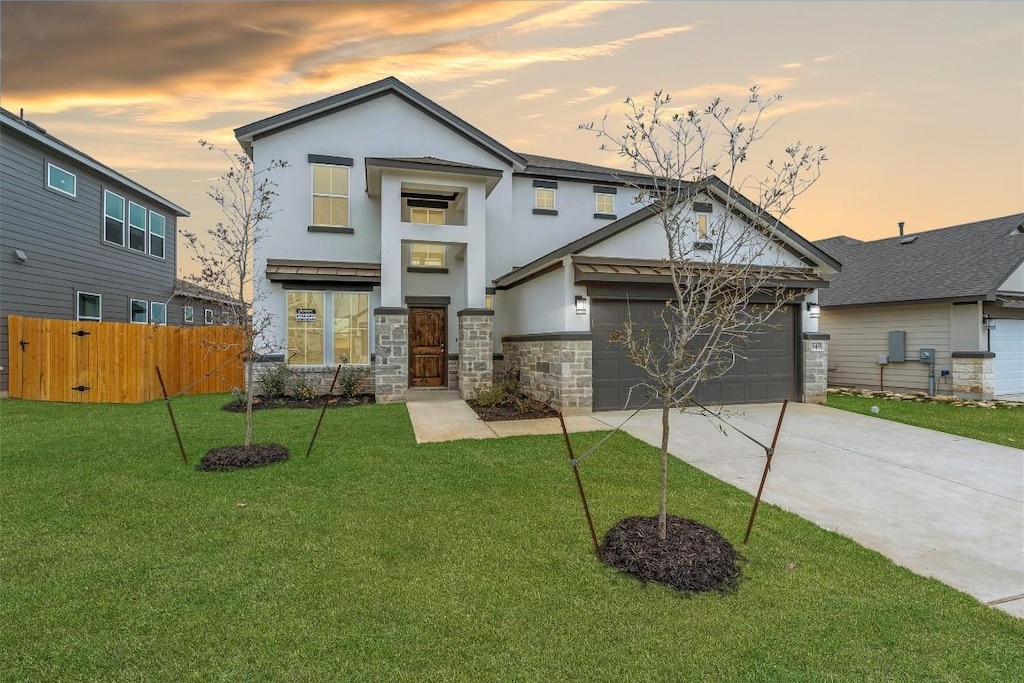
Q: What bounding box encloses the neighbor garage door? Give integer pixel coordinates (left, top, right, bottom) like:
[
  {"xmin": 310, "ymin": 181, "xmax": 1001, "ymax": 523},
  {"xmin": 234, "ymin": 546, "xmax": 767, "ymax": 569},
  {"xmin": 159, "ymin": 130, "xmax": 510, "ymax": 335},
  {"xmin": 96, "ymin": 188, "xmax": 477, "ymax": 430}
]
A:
[
  {"xmin": 991, "ymin": 318, "xmax": 1024, "ymax": 396},
  {"xmin": 591, "ymin": 299, "xmax": 799, "ymax": 410}
]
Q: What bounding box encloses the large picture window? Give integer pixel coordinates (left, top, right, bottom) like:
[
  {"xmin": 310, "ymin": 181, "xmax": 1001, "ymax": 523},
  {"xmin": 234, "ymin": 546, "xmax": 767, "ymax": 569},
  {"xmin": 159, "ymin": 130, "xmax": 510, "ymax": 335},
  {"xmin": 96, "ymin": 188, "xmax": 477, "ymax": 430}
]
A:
[
  {"xmin": 287, "ymin": 291, "xmax": 368, "ymax": 365},
  {"xmin": 104, "ymin": 191, "xmax": 125, "ymax": 245},
  {"xmin": 128, "ymin": 201, "xmax": 147, "ymax": 252},
  {"xmin": 312, "ymin": 164, "xmax": 349, "ymax": 227}
]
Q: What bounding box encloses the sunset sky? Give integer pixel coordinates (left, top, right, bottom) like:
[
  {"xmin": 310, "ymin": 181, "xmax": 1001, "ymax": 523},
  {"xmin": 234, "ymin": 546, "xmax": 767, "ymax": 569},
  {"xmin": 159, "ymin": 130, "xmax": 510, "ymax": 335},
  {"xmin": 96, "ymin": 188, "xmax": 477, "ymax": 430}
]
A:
[{"xmin": 2, "ymin": 0, "xmax": 1022, "ymax": 275}]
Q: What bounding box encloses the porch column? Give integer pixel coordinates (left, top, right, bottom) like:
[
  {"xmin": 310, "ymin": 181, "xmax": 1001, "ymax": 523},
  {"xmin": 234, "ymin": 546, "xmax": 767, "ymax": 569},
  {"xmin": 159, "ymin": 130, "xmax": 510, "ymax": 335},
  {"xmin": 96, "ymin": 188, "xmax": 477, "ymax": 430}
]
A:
[
  {"xmin": 457, "ymin": 309, "xmax": 493, "ymax": 400},
  {"xmin": 802, "ymin": 333, "xmax": 829, "ymax": 404},
  {"xmin": 379, "ymin": 172, "xmax": 403, "ymax": 308},
  {"xmin": 374, "ymin": 307, "xmax": 408, "ymax": 403}
]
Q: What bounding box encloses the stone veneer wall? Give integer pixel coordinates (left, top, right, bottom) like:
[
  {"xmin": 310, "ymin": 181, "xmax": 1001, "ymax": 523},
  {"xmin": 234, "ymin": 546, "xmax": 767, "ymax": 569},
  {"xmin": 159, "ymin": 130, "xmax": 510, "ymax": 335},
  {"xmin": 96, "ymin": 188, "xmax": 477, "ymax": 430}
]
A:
[
  {"xmin": 951, "ymin": 352, "xmax": 995, "ymax": 400},
  {"xmin": 251, "ymin": 361, "xmax": 373, "ymax": 395},
  {"xmin": 447, "ymin": 356, "xmax": 460, "ymax": 391},
  {"xmin": 374, "ymin": 308, "xmax": 409, "ymax": 403},
  {"xmin": 802, "ymin": 333, "xmax": 829, "ymax": 404},
  {"xmin": 502, "ymin": 334, "xmax": 592, "ymax": 414},
  {"xmin": 457, "ymin": 309, "xmax": 493, "ymax": 399}
]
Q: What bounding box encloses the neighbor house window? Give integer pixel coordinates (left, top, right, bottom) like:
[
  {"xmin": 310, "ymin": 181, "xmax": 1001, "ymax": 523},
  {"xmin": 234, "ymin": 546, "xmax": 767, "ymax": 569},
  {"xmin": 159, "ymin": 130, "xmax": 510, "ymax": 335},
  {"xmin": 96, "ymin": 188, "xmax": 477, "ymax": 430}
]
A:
[
  {"xmin": 130, "ymin": 299, "xmax": 148, "ymax": 323},
  {"xmin": 204, "ymin": 308, "xmax": 214, "ymax": 325},
  {"xmin": 409, "ymin": 207, "xmax": 445, "ymax": 225},
  {"xmin": 76, "ymin": 292, "xmax": 101, "ymax": 321},
  {"xmin": 184, "ymin": 306, "xmax": 194, "ymax": 323},
  {"xmin": 410, "ymin": 242, "xmax": 445, "ymax": 268},
  {"xmin": 47, "ymin": 163, "xmax": 76, "ymax": 197},
  {"xmin": 697, "ymin": 215, "xmax": 708, "ymax": 239},
  {"xmin": 312, "ymin": 164, "xmax": 349, "ymax": 227},
  {"xmin": 595, "ymin": 193, "xmax": 614, "ymax": 215},
  {"xmin": 150, "ymin": 302, "xmax": 167, "ymax": 325},
  {"xmin": 333, "ymin": 293, "xmax": 369, "ymax": 365},
  {"xmin": 128, "ymin": 201, "xmax": 146, "ymax": 252},
  {"xmin": 287, "ymin": 291, "xmax": 325, "ymax": 365},
  {"xmin": 535, "ymin": 187, "xmax": 555, "ymax": 209},
  {"xmin": 104, "ymin": 191, "xmax": 125, "ymax": 246},
  {"xmin": 149, "ymin": 211, "xmax": 165, "ymax": 258}
]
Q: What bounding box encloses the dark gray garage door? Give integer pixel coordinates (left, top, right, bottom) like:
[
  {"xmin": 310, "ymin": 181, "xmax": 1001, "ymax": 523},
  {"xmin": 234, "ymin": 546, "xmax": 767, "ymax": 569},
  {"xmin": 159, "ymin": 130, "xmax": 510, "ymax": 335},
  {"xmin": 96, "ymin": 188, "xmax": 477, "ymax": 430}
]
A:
[{"xmin": 591, "ymin": 299, "xmax": 799, "ymax": 410}]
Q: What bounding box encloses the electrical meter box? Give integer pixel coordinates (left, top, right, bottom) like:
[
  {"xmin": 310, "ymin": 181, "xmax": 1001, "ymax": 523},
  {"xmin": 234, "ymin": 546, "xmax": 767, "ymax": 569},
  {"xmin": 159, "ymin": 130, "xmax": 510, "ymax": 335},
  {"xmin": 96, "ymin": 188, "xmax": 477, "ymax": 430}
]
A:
[
  {"xmin": 888, "ymin": 331, "xmax": 906, "ymax": 362},
  {"xmin": 919, "ymin": 348, "xmax": 934, "ymax": 363}
]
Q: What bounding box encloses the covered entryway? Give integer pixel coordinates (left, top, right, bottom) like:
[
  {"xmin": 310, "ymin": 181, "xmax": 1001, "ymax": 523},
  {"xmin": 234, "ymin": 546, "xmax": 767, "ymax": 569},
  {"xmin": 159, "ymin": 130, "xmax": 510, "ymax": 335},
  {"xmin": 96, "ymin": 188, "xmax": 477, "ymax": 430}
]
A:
[
  {"xmin": 991, "ymin": 318, "xmax": 1024, "ymax": 396},
  {"xmin": 409, "ymin": 306, "xmax": 447, "ymax": 387},
  {"xmin": 591, "ymin": 298, "xmax": 799, "ymax": 410}
]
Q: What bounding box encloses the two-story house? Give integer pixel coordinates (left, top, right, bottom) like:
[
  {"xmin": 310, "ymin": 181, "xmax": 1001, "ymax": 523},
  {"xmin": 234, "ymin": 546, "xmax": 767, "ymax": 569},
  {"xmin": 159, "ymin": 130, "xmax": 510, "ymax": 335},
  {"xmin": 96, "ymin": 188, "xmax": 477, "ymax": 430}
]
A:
[
  {"xmin": 235, "ymin": 77, "xmax": 840, "ymax": 412},
  {"xmin": 0, "ymin": 107, "xmax": 194, "ymax": 395}
]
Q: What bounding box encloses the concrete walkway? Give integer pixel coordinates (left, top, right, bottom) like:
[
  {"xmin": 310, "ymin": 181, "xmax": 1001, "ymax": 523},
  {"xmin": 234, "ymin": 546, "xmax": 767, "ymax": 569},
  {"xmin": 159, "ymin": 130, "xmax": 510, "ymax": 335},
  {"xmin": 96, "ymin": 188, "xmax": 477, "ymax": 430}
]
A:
[
  {"xmin": 594, "ymin": 403, "xmax": 1024, "ymax": 617},
  {"xmin": 404, "ymin": 390, "xmax": 609, "ymax": 443}
]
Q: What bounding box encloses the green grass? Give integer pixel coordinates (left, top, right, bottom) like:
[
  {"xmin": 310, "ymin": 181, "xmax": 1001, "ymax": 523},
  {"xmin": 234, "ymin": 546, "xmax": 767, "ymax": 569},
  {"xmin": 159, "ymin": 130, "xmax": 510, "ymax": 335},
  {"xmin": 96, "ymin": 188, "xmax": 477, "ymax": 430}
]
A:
[
  {"xmin": 2, "ymin": 396, "xmax": 1022, "ymax": 682},
  {"xmin": 828, "ymin": 393, "xmax": 1023, "ymax": 449}
]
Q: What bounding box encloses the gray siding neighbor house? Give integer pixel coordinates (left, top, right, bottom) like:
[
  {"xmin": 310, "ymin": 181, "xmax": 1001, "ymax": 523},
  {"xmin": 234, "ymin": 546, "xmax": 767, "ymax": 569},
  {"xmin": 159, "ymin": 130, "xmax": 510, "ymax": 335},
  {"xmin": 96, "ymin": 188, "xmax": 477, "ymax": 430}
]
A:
[
  {"xmin": 0, "ymin": 107, "xmax": 191, "ymax": 394},
  {"xmin": 816, "ymin": 214, "xmax": 1024, "ymax": 399}
]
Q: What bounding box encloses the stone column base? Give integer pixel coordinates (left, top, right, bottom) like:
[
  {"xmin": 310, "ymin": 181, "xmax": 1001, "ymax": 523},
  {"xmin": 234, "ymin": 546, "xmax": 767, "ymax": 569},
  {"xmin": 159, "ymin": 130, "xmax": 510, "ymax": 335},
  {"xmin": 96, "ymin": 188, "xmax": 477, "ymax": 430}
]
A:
[
  {"xmin": 502, "ymin": 333, "xmax": 593, "ymax": 414},
  {"xmin": 374, "ymin": 308, "xmax": 408, "ymax": 403},
  {"xmin": 951, "ymin": 351, "xmax": 995, "ymax": 400},
  {"xmin": 457, "ymin": 309, "xmax": 493, "ymax": 400},
  {"xmin": 802, "ymin": 333, "xmax": 829, "ymax": 404}
]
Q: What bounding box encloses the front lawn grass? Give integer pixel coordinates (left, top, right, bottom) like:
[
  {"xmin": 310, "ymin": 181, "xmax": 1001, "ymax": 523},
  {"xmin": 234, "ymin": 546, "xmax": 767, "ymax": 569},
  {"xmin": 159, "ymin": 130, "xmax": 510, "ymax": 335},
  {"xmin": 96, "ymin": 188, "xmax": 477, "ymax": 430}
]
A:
[
  {"xmin": 2, "ymin": 395, "xmax": 1022, "ymax": 681},
  {"xmin": 828, "ymin": 393, "xmax": 1023, "ymax": 449}
]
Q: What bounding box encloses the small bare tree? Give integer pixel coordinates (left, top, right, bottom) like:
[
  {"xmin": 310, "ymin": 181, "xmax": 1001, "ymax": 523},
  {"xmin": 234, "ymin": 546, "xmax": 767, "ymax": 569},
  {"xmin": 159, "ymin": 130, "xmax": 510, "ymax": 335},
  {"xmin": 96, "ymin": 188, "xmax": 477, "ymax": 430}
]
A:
[
  {"xmin": 582, "ymin": 88, "xmax": 826, "ymax": 540},
  {"xmin": 181, "ymin": 141, "xmax": 286, "ymax": 448}
]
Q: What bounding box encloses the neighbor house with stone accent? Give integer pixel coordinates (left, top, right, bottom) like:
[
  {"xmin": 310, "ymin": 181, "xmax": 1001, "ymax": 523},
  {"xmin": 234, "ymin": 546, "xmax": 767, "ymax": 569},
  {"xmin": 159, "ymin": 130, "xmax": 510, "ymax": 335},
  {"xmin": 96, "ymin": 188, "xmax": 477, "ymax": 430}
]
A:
[
  {"xmin": 234, "ymin": 77, "xmax": 840, "ymax": 411},
  {"xmin": 816, "ymin": 214, "xmax": 1024, "ymax": 400}
]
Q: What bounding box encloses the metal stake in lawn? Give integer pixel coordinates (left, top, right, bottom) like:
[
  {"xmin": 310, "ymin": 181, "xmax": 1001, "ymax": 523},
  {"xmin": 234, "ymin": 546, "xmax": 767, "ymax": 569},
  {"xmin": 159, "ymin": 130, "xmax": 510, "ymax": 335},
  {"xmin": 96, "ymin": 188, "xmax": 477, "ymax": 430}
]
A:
[
  {"xmin": 743, "ymin": 399, "xmax": 789, "ymax": 544},
  {"xmin": 305, "ymin": 364, "xmax": 343, "ymax": 458},
  {"xmin": 558, "ymin": 412, "xmax": 603, "ymax": 562},
  {"xmin": 155, "ymin": 366, "xmax": 188, "ymax": 466}
]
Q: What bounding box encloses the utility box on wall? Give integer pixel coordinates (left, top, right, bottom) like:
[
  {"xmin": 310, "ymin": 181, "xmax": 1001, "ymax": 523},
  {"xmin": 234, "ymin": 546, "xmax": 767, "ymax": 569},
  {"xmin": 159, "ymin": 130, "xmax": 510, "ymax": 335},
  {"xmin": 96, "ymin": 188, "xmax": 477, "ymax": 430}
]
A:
[{"xmin": 888, "ymin": 331, "xmax": 906, "ymax": 363}]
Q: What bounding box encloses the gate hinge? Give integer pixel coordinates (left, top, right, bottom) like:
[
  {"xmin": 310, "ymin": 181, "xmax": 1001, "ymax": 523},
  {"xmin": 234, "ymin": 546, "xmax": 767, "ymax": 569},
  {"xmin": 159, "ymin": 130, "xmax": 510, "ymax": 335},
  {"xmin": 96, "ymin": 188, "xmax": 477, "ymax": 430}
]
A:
[
  {"xmin": 71, "ymin": 330, "xmax": 91, "ymax": 337},
  {"xmin": 71, "ymin": 385, "xmax": 91, "ymax": 392}
]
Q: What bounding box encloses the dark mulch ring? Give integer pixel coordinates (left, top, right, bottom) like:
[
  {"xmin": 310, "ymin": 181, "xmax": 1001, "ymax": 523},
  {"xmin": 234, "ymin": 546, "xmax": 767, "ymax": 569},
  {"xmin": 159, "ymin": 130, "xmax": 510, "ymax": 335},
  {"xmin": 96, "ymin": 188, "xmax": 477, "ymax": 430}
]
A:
[
  {"xmin": 466, "ymin": 397, "xmax": 558, "ymax": 421},
  {"xmin": 197, "ymin": 443, "xmax": 290, "ymax": 472},
  {"xmin": 222, "ymin": 395, "xmax": 375, "ymax": 412},
  {"xmin": 601, "ymin": 515, "xmax": 747, "ymax": 595}
]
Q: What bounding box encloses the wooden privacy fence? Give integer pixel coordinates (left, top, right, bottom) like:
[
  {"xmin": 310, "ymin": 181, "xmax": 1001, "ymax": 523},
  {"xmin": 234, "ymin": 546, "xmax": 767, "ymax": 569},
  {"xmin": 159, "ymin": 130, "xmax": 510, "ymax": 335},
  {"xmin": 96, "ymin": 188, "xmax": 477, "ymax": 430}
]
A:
[{"xmin": 8, "ymin": 315, "xmax": 245, "ymax": 403}]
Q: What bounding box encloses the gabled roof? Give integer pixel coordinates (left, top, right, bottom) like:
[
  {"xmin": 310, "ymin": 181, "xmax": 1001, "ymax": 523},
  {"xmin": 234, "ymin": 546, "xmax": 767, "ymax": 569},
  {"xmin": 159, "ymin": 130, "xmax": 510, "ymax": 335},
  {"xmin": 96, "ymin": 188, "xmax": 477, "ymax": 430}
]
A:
[
  {"xmin": 517, "ymin": 153, "xmax": 653, "ymax": 185},
  {"xmin": 234, "ymin": 77, "xmax": 526, "ymax": 168},
  {"xmin": 0, "ymin": 107, "xmax": 189, "ymax": 217},
  {"xmin": 815, "ymin": 213, "xmax": 1024, "ymax": 307},
  {"xmin": 494, "ymin": 178, "xmax": 840, "ymax": 289}
]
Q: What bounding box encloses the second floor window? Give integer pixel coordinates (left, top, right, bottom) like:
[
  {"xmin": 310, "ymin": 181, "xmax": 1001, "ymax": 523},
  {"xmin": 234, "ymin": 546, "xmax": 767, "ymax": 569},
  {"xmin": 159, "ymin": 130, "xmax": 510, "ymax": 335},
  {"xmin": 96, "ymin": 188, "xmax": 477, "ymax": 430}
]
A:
[
  {"xmin": 410, "ymin": 207, "xmax": 445, "ymax": 225},
  {"xmin": 312, "ymin": 164, "xmax": 349, "ymax": 227},
  {"xmin": 128, "ymin": 202, "xmax": 146, "ymax": 252},
  {"xmin": 595, "ymin": 193, "xmax": 614, "ymax": 215},
  {"xmin": 149, "ymin": 211, "xmax": 166, "ymax": 258},
  {"xmin": 47, "ymin": 163, "xmax": 77, "ymax": 197},
  {"xmin": 104, "ymin": 191, "xmax": 125, "ymax": 246},
  {"xmin": 410, "ymin": 242, "xmax": 445, "ymax": 268},
  {"xmin": 535, "ymin": 188, "xmax": 555, "ymax": 210}
]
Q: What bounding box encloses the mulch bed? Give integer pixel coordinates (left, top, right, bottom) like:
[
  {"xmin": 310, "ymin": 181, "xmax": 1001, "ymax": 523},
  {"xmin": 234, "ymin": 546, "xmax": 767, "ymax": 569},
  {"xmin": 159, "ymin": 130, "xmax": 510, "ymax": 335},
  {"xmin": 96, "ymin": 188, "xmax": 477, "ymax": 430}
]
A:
[
  {"xmin": 222, "ymin": 395, "xmax": 375, "ymax": 412},
  {"xmin": 466, "ymin": 397, "xmax": 558, "ymax": 421},
  {"xmin": 197, "ymin": 443, "xmax": 290, "ymax": 472},
  {"xmin": 601, "ymin": 515, "xmax": 746, "ymax": 595}
]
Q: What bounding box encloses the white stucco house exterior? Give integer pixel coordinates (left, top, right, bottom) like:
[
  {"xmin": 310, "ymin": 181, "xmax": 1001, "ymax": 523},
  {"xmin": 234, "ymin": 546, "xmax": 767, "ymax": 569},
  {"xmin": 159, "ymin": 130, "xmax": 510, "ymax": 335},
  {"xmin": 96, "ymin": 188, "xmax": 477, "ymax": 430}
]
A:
[{"xmin": 234, "ymin": 77, "xmax": 840, "ymax": 411}]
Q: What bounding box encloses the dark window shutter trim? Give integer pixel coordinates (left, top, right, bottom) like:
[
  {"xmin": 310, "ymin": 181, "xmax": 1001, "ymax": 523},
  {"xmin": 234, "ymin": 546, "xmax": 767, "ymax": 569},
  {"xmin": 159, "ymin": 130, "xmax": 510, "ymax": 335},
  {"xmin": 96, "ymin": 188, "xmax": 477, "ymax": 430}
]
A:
[
  {"xmin": 593, "ymin": 185, "xmax": 617, "ymax": 194},
  {"xmin": 533, "ymin": 179, "xmax": 558, "ymax": 189},
  {"xmin": 407, "ymin": 199, "xmax": 448, "ymax": 209},
  {"xmin": 308, "ymin": 154, "xmax": 354, "ymax": 166},
  {"xmin": 307, "ymin": 225, "xmax": 355, "ymax": 234},
  {"xmin": 593, "ymin": 213, "xmax": 617, "ymax": 220},
  {"xmin": 533, "ymin": 208, "xmax": 559, "ymax": 216},
  {"xmin": 693, "ymin": 202, "xmax": 713, "ymax": 213}
]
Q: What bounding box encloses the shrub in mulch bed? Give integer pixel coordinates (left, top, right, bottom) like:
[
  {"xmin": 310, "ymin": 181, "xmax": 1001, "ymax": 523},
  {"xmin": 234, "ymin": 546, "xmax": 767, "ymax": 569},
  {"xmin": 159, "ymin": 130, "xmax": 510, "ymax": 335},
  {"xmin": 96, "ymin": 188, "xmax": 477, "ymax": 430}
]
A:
[
  {"xmin": 466, "ymin": 397, "xmax": 558, "ymax": 422},
  {"xmin": 222, "ymin": 395, "xmax": 375, "ymax": 412},
  {"xmin": 601, "ymin": 515, "xmax": 746, "ymax": 595},
  {"xmin": 197, "ymin": 443, "xmax": 289, "ymax": 471}
]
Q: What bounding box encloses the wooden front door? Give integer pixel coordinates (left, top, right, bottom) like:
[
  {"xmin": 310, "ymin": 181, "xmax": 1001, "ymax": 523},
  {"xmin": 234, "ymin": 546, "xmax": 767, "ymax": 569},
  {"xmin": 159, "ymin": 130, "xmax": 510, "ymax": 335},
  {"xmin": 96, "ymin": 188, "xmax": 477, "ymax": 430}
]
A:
[{"xmin": 409, "ymin": 307, "xmax": 447, "ymax": 387}]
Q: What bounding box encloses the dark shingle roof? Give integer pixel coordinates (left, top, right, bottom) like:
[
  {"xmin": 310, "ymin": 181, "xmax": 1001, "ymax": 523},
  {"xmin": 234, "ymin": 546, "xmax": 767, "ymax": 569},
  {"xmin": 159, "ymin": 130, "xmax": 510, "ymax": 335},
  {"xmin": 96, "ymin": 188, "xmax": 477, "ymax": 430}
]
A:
[
  {"xmin": 517, "ymin": 153, "xmax": 652, "ymax": 184},
  {"xmin": 815, "ymin": 213, "xmax": 1024, "ymax": 307}
]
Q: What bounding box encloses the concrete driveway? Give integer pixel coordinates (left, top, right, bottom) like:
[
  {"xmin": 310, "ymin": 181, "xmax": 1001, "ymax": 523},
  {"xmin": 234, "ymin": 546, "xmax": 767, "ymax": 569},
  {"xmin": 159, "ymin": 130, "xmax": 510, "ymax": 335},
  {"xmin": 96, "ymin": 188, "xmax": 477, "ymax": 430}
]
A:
[{"xmin": 594, "ymin": 403, "xmax": 1024, "ymax": 617}]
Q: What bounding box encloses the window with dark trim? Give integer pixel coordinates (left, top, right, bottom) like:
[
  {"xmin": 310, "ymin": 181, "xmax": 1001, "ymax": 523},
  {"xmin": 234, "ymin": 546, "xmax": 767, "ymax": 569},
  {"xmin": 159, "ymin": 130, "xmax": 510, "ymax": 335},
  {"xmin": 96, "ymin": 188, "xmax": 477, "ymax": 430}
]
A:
[{"xmin": 311, "ymin": 164, "xmax": 350, "ymax": 227}]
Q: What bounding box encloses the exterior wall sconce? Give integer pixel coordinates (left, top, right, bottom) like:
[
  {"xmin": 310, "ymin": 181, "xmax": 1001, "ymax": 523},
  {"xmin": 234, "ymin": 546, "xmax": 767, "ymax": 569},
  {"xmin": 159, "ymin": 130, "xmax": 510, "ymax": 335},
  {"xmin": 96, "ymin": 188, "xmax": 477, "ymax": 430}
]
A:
[
  {"xmin": 983, "ymin": 315, "xmax": 996, "ymax": 331},
  {"xmin": 806, "ymin": 302, "xmax": 821, "ymax": 319},
  {"xmin": 575, "ymin": 295, "xmax": 588, "ymax": 315},
  {"xmin": 14, "ymin": 249, "xmax": 28, "ymax": 262}
]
